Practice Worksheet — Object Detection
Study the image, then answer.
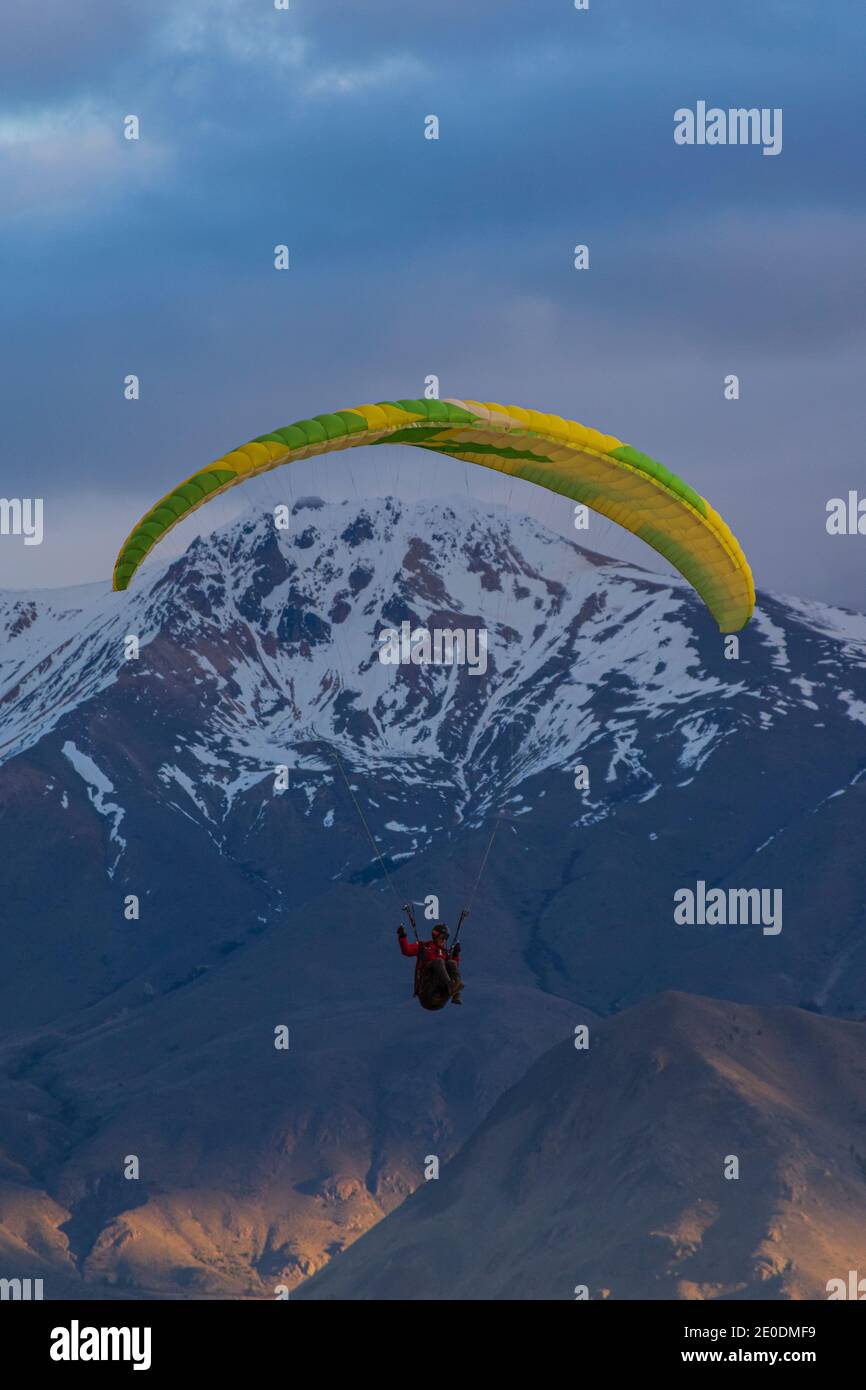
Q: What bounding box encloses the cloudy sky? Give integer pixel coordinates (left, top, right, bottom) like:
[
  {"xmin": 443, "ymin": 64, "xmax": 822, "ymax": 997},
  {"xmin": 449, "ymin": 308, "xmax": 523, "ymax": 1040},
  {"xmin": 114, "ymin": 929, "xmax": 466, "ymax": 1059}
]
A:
[{"xmin": 2, "ymin": 0, "xmax": 864, "ymax": 608}]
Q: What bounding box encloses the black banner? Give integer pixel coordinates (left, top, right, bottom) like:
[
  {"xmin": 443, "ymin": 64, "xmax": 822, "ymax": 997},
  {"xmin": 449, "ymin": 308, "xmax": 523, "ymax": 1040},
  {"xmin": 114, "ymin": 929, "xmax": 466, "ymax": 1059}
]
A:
[{"xmin": 2, "ymin": 1296, "xmax": 859, "ymax": 1375}]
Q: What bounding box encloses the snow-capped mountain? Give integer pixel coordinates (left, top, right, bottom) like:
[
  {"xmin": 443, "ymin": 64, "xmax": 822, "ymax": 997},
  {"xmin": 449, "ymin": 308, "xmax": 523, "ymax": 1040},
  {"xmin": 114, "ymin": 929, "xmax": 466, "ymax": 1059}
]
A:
[
  {"xmin": 2, "ymin": 493, "xmax": 866, "ymax": 1030},
  {"xmin": 3, "ymin": 497, "xmax": 866, "ymax": 1299},
  {"xmin": 3, "ymin": 495, "xmax": 865, "ymax": 859}
]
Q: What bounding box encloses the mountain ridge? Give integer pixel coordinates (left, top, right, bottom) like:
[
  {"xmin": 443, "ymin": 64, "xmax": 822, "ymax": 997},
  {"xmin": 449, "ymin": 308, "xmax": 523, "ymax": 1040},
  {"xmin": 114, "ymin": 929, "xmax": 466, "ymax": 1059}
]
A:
[
  {"xmin": 1, "ymin": 497, "xmax": 866, "ymax": 1296},
  {"xmin": 298, "ymin": 991, "xmax": 866, "ymax": 1301}
]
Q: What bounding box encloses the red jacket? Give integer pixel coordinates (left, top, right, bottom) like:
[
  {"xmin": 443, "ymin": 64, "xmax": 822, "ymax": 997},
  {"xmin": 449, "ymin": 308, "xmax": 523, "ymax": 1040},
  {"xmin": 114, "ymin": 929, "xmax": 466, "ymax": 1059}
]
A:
[{"xmin": 399, "ymin": 934, "xmax": 460, "ymax": 964}]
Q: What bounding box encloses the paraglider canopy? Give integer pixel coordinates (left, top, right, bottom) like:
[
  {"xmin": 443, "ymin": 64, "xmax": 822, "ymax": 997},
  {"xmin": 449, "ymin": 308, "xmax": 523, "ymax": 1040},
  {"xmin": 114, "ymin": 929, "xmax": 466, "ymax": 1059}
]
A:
[{"xmin": 113, "ymin": 397, "xmax": 754, "ymax": 632}]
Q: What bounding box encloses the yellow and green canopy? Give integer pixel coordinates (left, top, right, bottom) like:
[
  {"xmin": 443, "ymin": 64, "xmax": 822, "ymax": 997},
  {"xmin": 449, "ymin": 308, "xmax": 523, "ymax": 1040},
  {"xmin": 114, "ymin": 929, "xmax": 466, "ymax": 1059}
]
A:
[{"xmin": 113, "ymin": 397, "xmax": 754, "ymax": 632}]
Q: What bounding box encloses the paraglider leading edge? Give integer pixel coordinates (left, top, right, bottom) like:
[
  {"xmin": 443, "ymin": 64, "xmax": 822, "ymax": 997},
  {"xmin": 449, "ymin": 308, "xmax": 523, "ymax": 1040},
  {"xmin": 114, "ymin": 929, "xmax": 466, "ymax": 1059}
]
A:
[{"xmin": 112, "ymin": 397, "xmax": 755, "ymax": 632}]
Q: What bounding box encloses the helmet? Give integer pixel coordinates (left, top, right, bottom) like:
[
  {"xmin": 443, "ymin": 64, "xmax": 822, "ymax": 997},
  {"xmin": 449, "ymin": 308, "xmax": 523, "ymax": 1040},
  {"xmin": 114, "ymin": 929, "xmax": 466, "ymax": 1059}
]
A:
[{"xmin": 431, "ymin": 924, "xmax": 449, "ymax": 940}]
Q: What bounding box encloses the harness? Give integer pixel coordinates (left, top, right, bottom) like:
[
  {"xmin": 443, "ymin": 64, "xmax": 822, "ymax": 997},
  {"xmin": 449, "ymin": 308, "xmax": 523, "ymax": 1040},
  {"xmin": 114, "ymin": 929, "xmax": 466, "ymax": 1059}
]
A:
[{"xmin": 403, "ymin": 904, "xmax": 466, "ymax": 1001}]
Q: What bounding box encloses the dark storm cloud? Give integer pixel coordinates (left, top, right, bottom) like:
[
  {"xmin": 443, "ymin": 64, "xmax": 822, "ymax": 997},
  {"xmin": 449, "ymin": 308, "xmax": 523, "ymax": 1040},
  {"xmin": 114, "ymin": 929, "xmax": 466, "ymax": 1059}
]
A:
[{"xmin": 1, "ymin": 0, "xmax": 864, "ymax": 607}]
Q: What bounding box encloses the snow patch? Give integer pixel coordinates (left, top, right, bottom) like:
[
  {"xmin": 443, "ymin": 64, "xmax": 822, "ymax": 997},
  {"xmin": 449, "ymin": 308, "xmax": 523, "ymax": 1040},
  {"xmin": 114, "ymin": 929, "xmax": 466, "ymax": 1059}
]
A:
[{"xmin": 61, "ymin": 740, "xmax": 127, "ymax": 875}]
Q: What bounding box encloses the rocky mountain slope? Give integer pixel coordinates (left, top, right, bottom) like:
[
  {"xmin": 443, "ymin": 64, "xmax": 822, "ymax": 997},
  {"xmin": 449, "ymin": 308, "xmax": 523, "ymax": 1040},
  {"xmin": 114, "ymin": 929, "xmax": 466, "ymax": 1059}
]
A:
[
  {"xmin": 1, "ymin": 496, "xmax": 865, "ymax": 1296},
  {"xmin": 299, "ymin": 992, "xmax": 866, "ymax": 1301}
]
